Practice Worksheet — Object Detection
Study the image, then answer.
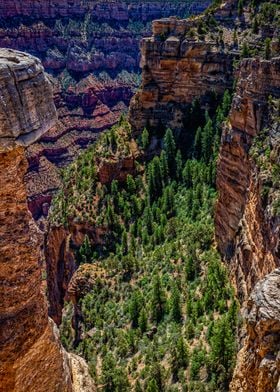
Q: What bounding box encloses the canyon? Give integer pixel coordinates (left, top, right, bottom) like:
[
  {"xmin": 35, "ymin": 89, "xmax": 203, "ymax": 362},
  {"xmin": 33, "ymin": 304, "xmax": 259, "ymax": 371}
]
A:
[
  {"xmin": 0, "ymin": 0, "xmax": 210, "ymax": 221},
  {"xmin": 128, "ymin": 1, "xmax": 280, "ymax": 390},
  {"xmin": 1, "ymin": 0, "xmax": 280, "ymax": 391}
]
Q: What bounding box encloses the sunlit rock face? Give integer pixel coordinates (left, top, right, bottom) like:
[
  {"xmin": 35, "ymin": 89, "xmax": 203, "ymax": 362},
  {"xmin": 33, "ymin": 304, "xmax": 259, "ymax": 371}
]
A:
[
  {"xmin": 0, "ymin": 49, "xmax": 57, "ymax": 151},
  {"xmin": 215, "ymin": 57, "xmax": 280, "ymax": 300},
  {"xmin": 230, "ymin": 268, "xmax": 280, "ymax": 392},
  {"xmin": 0, "ymin": 49, "xmax": 73, "ymax": 392}
]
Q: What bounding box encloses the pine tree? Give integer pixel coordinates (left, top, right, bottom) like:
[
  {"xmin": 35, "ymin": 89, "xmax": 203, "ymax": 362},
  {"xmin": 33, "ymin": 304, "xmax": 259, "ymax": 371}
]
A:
[
  {"xmin": 241, "ymin": 42, "xmax": 250, "ymax": 58},
  {"xmin": 126, "ymin": 174, "xmax": 136, "ymax": 194},
  {"xmin": 121, "ymin": 230, "xmax": 128, "ymax": 255},
  {"xmin": 159, "ymin": 150, "xmax": 169, "ymax": 184},
  {"xmin": 194, "ymin": 126, "xmax": 202, "ymax": 158},
  {"xmin": 238, "ymin": 0, "xmax": 243, "ymax": 16},
  {"xmin": 182, "ymin": 161, "xmax": 193, "ymax": 188},
  {"xmin": 221, "ymin": 90, "xmax": 231, "ymax": 115},
  {"xmin": 201, "ymin": 118, "xmax": 214, "ymax": 163},
  {"xmin": 170, "ymin": 283, "xmax": 182, "ymax": 322},
  {"xmin": 146, "ymin": 379, "xmax": 159, "ymax": 392},
  {"xmin": 129, "ymin": 290, "xmax": 142, "ymax": 328},
  {"xmin": 252, "ymin": 17, "xmax": 259, "ymax": 34},
  {"xmin": 175, "ymin": 150, "xmax": 183, "ymax": 180},
  {"xmin": 164, "ymin": 128, "xmax": 176, "ymax": 176},
  {"xmin": 79, "ymin": 234, "xmax": 92, "ymax": 263},
  {"xmin": 171, "ymin": 335, "xmax": 189, "ymax": 380},
  {"xmin": 151, "ymin": 274, "xmax": 166, "ymax": 323},
  {"xmin": 141, "ymin": 127, "xmax": 149, "ymax": 149},
  {"xmin": 138, "ymin": 308, "xmax": 148, "ymax": 333},
  {"xmin": 265, "ymin": 38, "xmax": 271, "ymax": 60}
]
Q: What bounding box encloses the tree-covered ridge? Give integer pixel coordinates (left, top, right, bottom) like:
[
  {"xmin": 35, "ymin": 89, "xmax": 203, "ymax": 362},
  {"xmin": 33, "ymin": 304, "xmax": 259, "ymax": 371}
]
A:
[{"xmin": 56, "ymin": 90, "xmax": 239, "ymax": 391}]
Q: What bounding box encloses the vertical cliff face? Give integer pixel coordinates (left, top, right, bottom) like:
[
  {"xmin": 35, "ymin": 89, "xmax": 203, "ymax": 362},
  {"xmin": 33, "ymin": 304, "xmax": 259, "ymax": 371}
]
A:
[
  {"xmin": 215, "ymin": 57, "xmax": 280, "ymax": 300},
  {"xmin": 215, "ymin": 57, "xmax": 280, "ymax": 392},
  {"xmin": 129, "ymin": 11, "xmax": 235, "ymax": 134},
  {"xmin": 0, "ymin": 49, "xmax": 93, "ymax": 392},
  {"xmin": 230, "ymin": 269, "xmax": 280, "ymax": 392}
]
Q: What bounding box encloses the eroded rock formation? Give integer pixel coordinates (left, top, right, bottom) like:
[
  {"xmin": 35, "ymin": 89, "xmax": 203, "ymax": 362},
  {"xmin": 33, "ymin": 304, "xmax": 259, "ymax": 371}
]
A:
[
  {"xmin": 0, "ymin": 48, "xmax": 72, "ymax": 392},
  {"xmin": 230, "ymin": 269, "xmax": 280, "ymax": 392},
  {"xmin": 0, "ymin": 49, "xmax": 94, "ymax": 392},
  {"xmin": 215, "ymin": 57, "xmax": 280, "ymax": 300},
  {"xmin": 129, "ymin": 15, "xmax": 234, "ymax": 134}
]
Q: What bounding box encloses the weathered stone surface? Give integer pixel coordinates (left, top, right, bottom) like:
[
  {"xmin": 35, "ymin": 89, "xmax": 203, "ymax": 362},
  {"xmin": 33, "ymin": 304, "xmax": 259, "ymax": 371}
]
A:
[
  {"xmin": 0, "ymin": 49, "xmax": 94, "ymax": 392},
  {"xmin": 215, "ymin": 57, "xmax": 280, "ymax": 300},
  {"xmin": 129, "ymin": 17, "xmax": 234, "ymax": 134},
  {"xmin": 0, "ymin": 48, "xmax": 56, "ymax": 152},
  {"xmin": 0, "ymin": 146, "xmax": 72, "ymax": 392},
  {"xmin": 230, "ymin": 269, "xmax": 280, "ymax": 392}
]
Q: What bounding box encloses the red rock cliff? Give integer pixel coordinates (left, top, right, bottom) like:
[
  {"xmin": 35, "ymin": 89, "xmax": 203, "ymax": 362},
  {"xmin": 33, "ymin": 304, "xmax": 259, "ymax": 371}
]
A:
[
  {"xmin": 215, "ymin": 57, "xmax": 280, "ymax": 300},
  {"xmin": 129, "ymin": 15, "xmax": 234, "ymax": 134},
  {"xmin": 0, "ymin": 49, "xmax": 95, "ymax": 392}
]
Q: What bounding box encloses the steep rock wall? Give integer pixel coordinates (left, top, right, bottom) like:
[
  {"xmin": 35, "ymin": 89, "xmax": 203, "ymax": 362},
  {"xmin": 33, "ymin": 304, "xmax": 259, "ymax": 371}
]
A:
[
  {"xmin": 215, "ymin": 57, "xmax": 280, "ymax": 300},
  {"xmin": 0, "ymin": 49, "xmax": 94, "ymax": 392},
  {"xmin": 230, "ymin": 269, "xmax": 280, "ymax": 392},
  {"xmin": 129, "ymin": 16, "xmax": 234, "ymax": 134},
  {"xmin": 0, "ymin": 49, "xmax": 73, "ymax": 392}
]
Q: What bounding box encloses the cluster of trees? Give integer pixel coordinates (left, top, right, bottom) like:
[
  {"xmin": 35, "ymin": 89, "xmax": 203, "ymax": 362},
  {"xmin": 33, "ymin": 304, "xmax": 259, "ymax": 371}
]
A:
[{"xmin": 59, "ymin": 90, "xmax": 238, "ymax": 391}]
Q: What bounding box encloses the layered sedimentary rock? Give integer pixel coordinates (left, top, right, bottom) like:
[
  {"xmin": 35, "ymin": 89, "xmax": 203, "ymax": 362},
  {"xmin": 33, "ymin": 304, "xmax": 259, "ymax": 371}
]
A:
[
  {"xmin": 230, "ymin": 269, "xmax": 280, "ymax": 392},
  {"xmin": 0, "ymin": 49, "xmax": 94, "ymax": 392},
  {"xmin": 129, "ymin": 16, "xmax": 234, "ymax": 134},
  {"xmin": 215, "ymin": 57, "xmax": 280, "ymax": 300},
  {"xmin": 0, "ymin": 0, "xmax": 210, "ymax": 220},
  {"xmin": 0, "ymin": 49, "xmax": 72, "ymax": 392}
]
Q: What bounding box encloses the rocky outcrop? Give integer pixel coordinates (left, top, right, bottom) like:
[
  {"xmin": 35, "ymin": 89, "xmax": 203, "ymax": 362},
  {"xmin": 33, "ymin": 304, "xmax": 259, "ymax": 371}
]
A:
[
  {"xmin": 215, "ymin": 57, "xmax": 280, "ymax": 300},
  {"xmin": 0, "ymin": 49, "xmax": 94, "ymax": 392},
  {"xmin": 0, "ymin": 49, "xmax": 72, "ymax": 392},
  {"xmin": 129, "ymin": 16, "xmax": 234, "ymax": 134},
  {"xmin": 230, "ymin": 269, "xmax": 280, "ymax": 392}
]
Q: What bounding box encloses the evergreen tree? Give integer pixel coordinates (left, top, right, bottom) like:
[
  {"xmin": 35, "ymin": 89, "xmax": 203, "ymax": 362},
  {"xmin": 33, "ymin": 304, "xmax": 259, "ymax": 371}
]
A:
[
  {"xmin": 241, "ymin": 42, "xmax": 250, "ymax": 57},
  {"xmin": 159, "ymin": 150, "xmax": 169, "ymax": 184},
  {"xmin": 171, "ymin": 335, "xmax": 189, "ymax": 380},
  {"xmin": 151, "ymin": 274, "xmax": 166, "ymax": 323},
  {"xmin": 141, "ymin": 127, "xmax": 149, "ymax": 149},
  {"xmin": 201, "ymin": 118, "xmax": 214, "ymax": 163},
  {"xmin": 129, "ymin": 290, "xmax": 143, "ymax": 328},
  {"xmin": 209, "ymin": 314, "xmax": 236, "ymax": 384},
  {"xmin": 138, "ymin": 308, "xmax": 148, "ymax": 333},
  {"xmin": 238, "ymin": 0, "xmax": 243, "ymax": 16},
  {"xmin": 146, "ymin": 379, "xmax": 159, "ymax": 392},
  {"xmin": 164, "ymin": 128, "xmax": 176, "ymax": 176},
  {"xmin": 182, "ymin": 161, "xmax": 193, "ymax": 188},
  {"xmin": 126, "ymin": 174, "xmax": 136, "ymax": 194},
  {"xmin": 175, "ymin": 150, "xmax": 183, "ymax": 180},
  {"xmin": 194, "ymin": 126, "xmax": 202, "ymax": 159},
  {"xmin": 265, "ymin": 38, "xmax": 271, "ymax": 60},
  {"xmin": 252, "ymin": 17, "xmax": 259, "ymax": 34},
  {"xmin": 121, "ymin": 230, "xmax": 128, "ymax": 255},
  {"xmin": 79, "ymin": 234, "xmax": 92, "ymax": 263},
  {"xmin": 170, "ymin": 283, "xmax": 182, "ymax": 322}
]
